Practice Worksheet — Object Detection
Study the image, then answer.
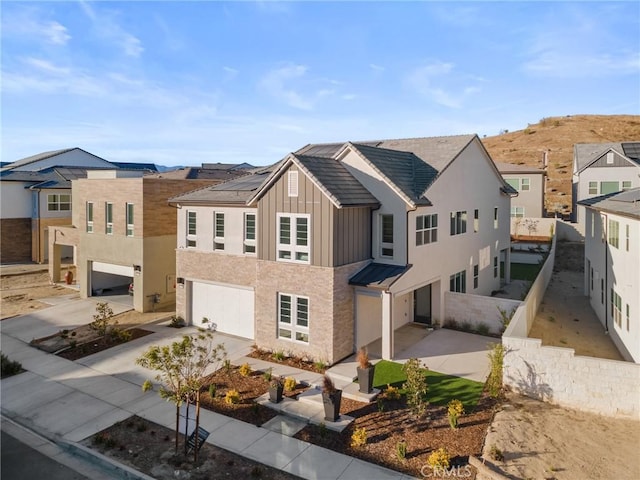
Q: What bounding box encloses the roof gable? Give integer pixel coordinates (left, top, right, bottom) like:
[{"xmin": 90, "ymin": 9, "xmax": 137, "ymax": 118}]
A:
[
  {"xmin": 2, "ymin": 148, "xmax": 112, "ymax": 172},
  {"xmin": 574, "ymin": 142, "xmax": 640, "ymax": 174}
]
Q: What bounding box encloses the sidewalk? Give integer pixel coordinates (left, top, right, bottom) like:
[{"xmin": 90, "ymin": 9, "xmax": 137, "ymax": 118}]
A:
[{"xmin": 1, "ymin": 316, "xmax": 411, "ymax": 480}]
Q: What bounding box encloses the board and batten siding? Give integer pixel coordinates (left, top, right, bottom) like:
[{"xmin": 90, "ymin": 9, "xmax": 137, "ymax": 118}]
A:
[{"xmin": 258, "ymin": 165, "xmax": 371, "ymax": 267}]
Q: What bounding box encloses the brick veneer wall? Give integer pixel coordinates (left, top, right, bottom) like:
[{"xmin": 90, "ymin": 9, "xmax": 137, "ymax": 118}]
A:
[{"xmin": 1, "ymin": 218, "xmax": 32, "ymax": 263}]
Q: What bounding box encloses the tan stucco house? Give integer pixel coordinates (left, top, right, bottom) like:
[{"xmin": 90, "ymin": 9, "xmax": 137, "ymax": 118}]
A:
[{"xmin": 171, "ymin": 135, "xmax": 514, "ymax": 364}]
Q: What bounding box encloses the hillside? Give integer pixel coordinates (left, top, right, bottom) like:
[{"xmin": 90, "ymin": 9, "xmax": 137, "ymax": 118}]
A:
[{"xmin": 482, "ymin": 114, "xmax": 640, "ymax": 215}]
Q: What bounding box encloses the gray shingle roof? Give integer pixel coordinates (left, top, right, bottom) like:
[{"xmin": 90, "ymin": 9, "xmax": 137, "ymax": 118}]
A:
[
  {"xmin": 293, "ymin": 154, "xmax": 379, "ymax": 207},
  {"xmin": 349, "ymin": 263, "xmax": 409, "ymax": 289},
  {"xmin": 574, "ymin": 142, "xmax": 640, "ymax": 173},
  {"xmin": 0, "ymin": 166, "xmax": 95, "ymax": 189},
  {"xmin": 376, "ymin": 135, "xmax": 475, "ymax": 171},
  {"xmin": 1, "ymin": 148, "xmax": 77, "ymax": 171},
  {"xmin": 578, "ymin": 188, "xmax": 640, "ymax": 220}
]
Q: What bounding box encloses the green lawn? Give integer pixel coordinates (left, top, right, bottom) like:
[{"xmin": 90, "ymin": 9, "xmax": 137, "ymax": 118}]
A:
[
  {"xmin": 372, "ymin": 360, "xmax": 484, "ymax": 407},
  {"xmin": 510, "ymin": 262, "xmax": 543, "ymax": 281}
]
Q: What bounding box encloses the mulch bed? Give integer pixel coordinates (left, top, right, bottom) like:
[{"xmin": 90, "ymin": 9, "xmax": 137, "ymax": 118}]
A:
[
  {"xmin": 247, "ymin": 347, "xmax": 327, "ymax": 374},
  {"xmin": 198, "ymin": 366, "xmax": 309, "ymax": 426},
  {"xmin": 57, "ymin": 328, "xmax": 153, "ymax": 360}
]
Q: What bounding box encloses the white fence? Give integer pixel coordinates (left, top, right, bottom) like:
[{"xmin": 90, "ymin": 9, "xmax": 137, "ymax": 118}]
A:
[{"xmin": 444, "ymin": 292, "xmax": 521, "ymax": 335}]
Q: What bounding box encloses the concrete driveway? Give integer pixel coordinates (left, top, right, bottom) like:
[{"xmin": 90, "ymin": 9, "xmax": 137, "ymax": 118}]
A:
[
  {"xmin": 394, "ymin": 329, "xmax": 496, "ymax": 383},
  {"xmin": 0, "ymin": 298, "xmax": 133, "ymax": 343}
]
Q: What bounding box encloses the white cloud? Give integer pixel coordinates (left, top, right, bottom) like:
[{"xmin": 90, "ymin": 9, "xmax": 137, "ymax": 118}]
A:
[
  {"xmin": 78, "ymin": 1, "xmax": 144, "ymax": 58},
  {"xmin": 223, "ymin": 66, "xmax": 239, "ymax": 81},
  {"xmin": 22, "ymin": 57, "xmax": 71, "ymax": 76},
  {"xmin": 259, "ymin": 64, "xmax": 314, "ymax": 110},
  {"xmin": 406, "ymin": 61, "xmax": 480, "ymax": 109},
  {"xmin": 1, "ymin": 8, "xmax": 71, "ymax": 46},
  {"xmin": 369, "ymin": 63, "xmax": 385, "ymax": 72},
  {"xmin": 523, "ymin": 51, "xmax": 640, "ymax": 78}
]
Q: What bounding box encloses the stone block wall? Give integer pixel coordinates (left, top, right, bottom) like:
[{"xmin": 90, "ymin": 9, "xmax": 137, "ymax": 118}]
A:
[
  {"xmin": 504, "ymin": 336, "xmax": 640, "ymax": 419},
  {"xmin": 444, "ymin": 291, "xmax": 522, "ymax": 335}
]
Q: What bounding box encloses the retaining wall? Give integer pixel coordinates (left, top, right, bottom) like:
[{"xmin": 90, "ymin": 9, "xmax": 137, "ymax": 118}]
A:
[{"xmin": 444, "ymin": 292, "xmax": 521, "ymax": 335}]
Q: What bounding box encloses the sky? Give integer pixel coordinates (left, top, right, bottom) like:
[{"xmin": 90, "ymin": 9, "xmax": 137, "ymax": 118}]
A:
[{"xmin": 1, "ymin": 1, "xmax": 639, "ymax": 167}]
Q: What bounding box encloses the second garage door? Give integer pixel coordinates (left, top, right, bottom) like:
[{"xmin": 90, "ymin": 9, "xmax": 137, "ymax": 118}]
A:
[{"xmin": 189, "ymin": 281, "xmax": 255, "ymax": 339}]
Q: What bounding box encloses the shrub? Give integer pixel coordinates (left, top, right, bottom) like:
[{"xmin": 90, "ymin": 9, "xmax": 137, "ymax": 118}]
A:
[
  {"xmin": 169, "ymin": 315, "xmax": 185, "ymax": 328},
  {"xmin": 225, "ymin": 389, "xmax": 240, "ymax": 404},
  {"xmin": 402, "ymin": 358, "xmax": 428, "ymax": 418},
  {"xmin": 208, "ymin": 383, "xmax": 216, "ymax": 398},
  {"xmin": 396, "ymin": 440, "xmax": 407, "ymax": 462},
  {"xmin": 239, "ymin": 363, "xmax": 252, "ymax": 377},
  {"xmin": 262, "ymin": 367, "xmax": 273, "ymax": 382},
  {"xmin": 350, "ymin": 427, "xmax": 367, "ymax": 448},
  {"xmin": 443, "ymin": 318, "xmax": 458, "ymax": 330},
  {"xmin": 322, "ymin": 375, "xmax": 336, "ymax": 394},
  {"xmin": 357, "ymin": 347, "xmax": 371, "ymax": 369},
  {"xmin": 486, "ymin": 343, "xmax": 505, "ymax": 398},
  {"xmin": 384, "ymin": 384, "xmax": 400, "ymax": 400},
  {"xmin": 0, "ymin": 353, "xmax": 22, "ymax": 378},
  {"xmin": 110, "ymin": 326, "xmax": 132, "ymax": 342},
  {"xmin": 377, "ymin": 398, "xmax": 385, "ymax": 412},
  {"xmin": 489, "ymin": 444, "xmax": 504, "ymax": 461},
  {"xmin": 498, "ymin": 306, "xmax": 517, "ymax": 332},
  {"xmin": 223, "ymin": 359, "xmax": 232, "ymax": 373},
  {"xmin": 427, "ymin": 447, "xmax": 450, "ymax": 470},
  {"xmin": 272, "ymin": 350, "xmax": 285, "ymax": 361},
  {"xmin": 460, "ymin": 321, "xmax": 472, "ymax": 332},
  {"xmin": 284, "ymin": 377, "xmax": 297, "ymax": 392},
  {"xmin": 447, "ymin": 399, "xmax": 465, "ymax": 429},
  {"xmin": 475, "ymin": 322, "xmax": 490, "ymax": 336},
  {"xmin": 90, "ymin": 302, "xmax": 114, "ymax": 336},
  {"xmin": 314, "ymin": 359, "xmax": 327, "ymax": 371}
]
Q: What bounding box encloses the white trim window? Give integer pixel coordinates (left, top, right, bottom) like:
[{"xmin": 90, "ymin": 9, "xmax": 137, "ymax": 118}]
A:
[
  {"xmin": 494, "ymin": 256, "xmax": 499, "ymax": 278},
  {"xmin": 381, "ymin": 214, "xmax": 394, "ymax": 256},
  {"xmin": 611, "ymin": 289, "xmax": 622, "ymax": 328},
  {"xmin": 450, "ymin": 211, "xmax": 467, "ymax": 236},
  {"xmin": 214, "ymin": 212, "xmax": 225, "ymax": 251},
  {"xmin": 288, "ymin": 171, "xmax": 299, "ymax": 197},
  {"xmin": 86, "ymin": 202, "xmax": 94, "ymax": 233},
  {"xmin": 626, "ymin": 224, "xmax": 630, "ymax": 251},
  {"xmin": 473, "ymin": 264, "xmax": 479, "ymax": 289},
  {"xmin": 48, "ymin": 194, "xmax": 71, "ymax": 212},
  {"xmin": 186, "ymin": 211, "xmax": 197, "ymax": 248},
  {"xmin": 520, "ymin": 178, "xmax": 530, "ymax": 191},
  {"xmin": 608, "ymin": 219, "xmax": 619, "ymax": 249},
  {"xmin": 126, "ymin": 203, "xmax": 134, "ymax": 237},
  {"xmin": 277, "ymin": 213, "xmax": 310, "ymax": 263},
  {"xmin": 278, "ymin": 293, "xmax": 309, "ymax": 344},
  {"xmin": 450, "ymin": 270, "xmax": 466, "ymax": 293},
  {"xmin": 622, "ymin": 181, "xmax": 632, "ymax": 191},
  {"xmin": 244, "ymin": 213, "xmax": 256, "ymax": 254},
  {"xmin": 588, "ymin": 182, "xmax": 597, "ymax": 195},
  {"xmin": 105, "ymin": 202, "xmax": 113, "ymax": 235},
  {"xmin": 474, "ymin": 209, "xmax": 479, "ymax": 233},
  {"xmin": 494, "ymin": 207, "xmax": 499, "ymax": 229},
  {"xmin": 510, "ymin": 206, "xmax": 525, "ymax": 218},
  {"xmin": 416, "ymin": 214, "xmax": 437, "ymax": 246}
]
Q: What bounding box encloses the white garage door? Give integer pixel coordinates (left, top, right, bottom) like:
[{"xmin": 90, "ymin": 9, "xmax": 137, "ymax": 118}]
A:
[{"xmin": 190, "ymin": 281, "xmax": 254, "ymax": 339}]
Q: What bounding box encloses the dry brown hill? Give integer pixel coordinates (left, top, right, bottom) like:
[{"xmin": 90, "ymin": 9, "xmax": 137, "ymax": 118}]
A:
[{"xmin": 482, "ymin": 114, "xmax": 640, "ymax": 215}]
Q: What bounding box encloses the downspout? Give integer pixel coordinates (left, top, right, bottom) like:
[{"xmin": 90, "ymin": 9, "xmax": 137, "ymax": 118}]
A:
[{"xmin": 604, "ymin": 213, "xmax": 608, "ymax": 334}]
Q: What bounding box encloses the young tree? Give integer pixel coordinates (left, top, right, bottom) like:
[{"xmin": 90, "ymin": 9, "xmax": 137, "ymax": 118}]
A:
[{"xmin": 136, "ymin": 332, "xmax": 226, "ymax": 460}]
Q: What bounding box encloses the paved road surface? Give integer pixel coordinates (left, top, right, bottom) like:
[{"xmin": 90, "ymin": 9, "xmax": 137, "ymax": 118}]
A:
[{"xmin": 1, "ymin": 430, "xmax": 88, "ymax": 480}]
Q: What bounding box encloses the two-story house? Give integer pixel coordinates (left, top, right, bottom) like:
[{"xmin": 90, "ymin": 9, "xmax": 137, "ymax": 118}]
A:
[
  {"xmin": 49, "ymin": 169, "xmax": 230, "ymax": 312},
  {"xmin": 0, "ymin": 148, "xmax": 157, "ymax": 263},
  {"xmin": 572, "ymin": 142, "xmax": 640, "ymax": 225},
  {"xmin": 171, "ymin": 135, "xmax": 514, "ymax": 364},
  {"xmin": 496, "ymin": 162, "xmax": 546, "ymax": 218},
  {"xmin": 580, "ymin": 188, "xmax": 640, "ymax": 363}
]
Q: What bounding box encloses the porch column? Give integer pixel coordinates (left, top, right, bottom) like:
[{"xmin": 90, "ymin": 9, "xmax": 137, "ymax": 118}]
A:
[
  {"xmin": 49, "ymin": 244, "xmax": 61, "ymax": 284},
  {"xmin": 381, "ymin": 291, "xmax": 394, "ymax": 360},
  {"xmin": 504, "ymin": 247, "xmax": 511, "ymax": 284}
]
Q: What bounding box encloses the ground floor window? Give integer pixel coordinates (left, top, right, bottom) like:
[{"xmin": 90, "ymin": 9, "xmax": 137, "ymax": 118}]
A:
[
  {"xmin": 510, "ymin": 206, "xmax": 525, "ymax": 218},
  {"xmin": 611, "ymin": 290, "xmax": 622, "ymax": 328},
  {"xmin": 473, "ymin": 264, "xmax": 479, "ymax": 289},
  {"xmin": 278, "ymin": 293, "xmax": 309, "ymax": 344},
  {"xmin": 449, "ymin": 270, "xmax": 466, "ymax": 293}
]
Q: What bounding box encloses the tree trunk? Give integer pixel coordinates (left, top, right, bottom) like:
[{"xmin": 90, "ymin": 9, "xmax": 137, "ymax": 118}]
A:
[
  {"xmin": 194, "ymin": 390, "xmax": 201, "ymax": 462},
  {"xmin": 175, "ymin": 404, "xmax": 179, "ymax": 453},
  {"xmin": 183, "ymin": 398, "xmax": 190, "ymax": 455}
]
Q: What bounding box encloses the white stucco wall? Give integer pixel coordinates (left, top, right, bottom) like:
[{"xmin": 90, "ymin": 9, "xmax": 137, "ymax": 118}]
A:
[
  {"xmin": 10, "ymin": 149, "xmax": 112, "ymax": 172},
  {"xmin": 444, "ymin": 291, "xmax": 521, "ymax": 334},
  {"xmin": 0, "ymin": 182, "xmax": 32, "ymax": 218},
  {"xmin": 502, "ymin": 172, "xmax": 545, "ymax": 217},
  {"xmin": 38, "ymin": 188, "xmax": 73, "ymax": 219}
]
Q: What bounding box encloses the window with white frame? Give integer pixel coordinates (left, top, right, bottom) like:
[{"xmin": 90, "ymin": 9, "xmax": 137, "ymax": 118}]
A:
[
  {"xmin": 416, "ymin": 214, "xmax": 437, "ymax": 246},
  {"xmin": 288, "ymin": 171, "xmax": 299, "ymax": 197},
  {"xmin": 600, "ymin": 181, "xmax": 619, "ymax": 195},
  {"xmin": 86, "ymin": 202, "xmax": 94, "ymax": 233},
  {"xmin": 126, "ymin": 203, "xmax": 134, "ymax": 237},
  {"xmin": 626, "ymin": 224, "xmax": 630, "ymax": 251},
  {"xmin": 450, "ymin": 211, "xmax": 467, "ymax": 236},
  {"xmin": 277, "ymin": 213, "xmax": 309, "ymax": 263},
  {"xmin": 381, "ymin": 214, "xmax": 394, "ymax": 256},
  {"xmin": 244, "ymin": 213, "xmax": 256, "ymax": 254},
  {"xmin": 473, "ymin": 264, "xmax": 479, "ymax": 289},
  {"xmin": 588, "ymin": 182, "xmax": 597, "ymax": 195},
  {"xmin": 105, "ymin": 202, "xmax": 113, "ymax": 234},
  {"xmin": 48, "ymin": 194, "xmax": 71, "ymax": 212},
  {"xmin": 474, "ymin": 209, "xmax": 479, "ymax": 233},
  {"xmin": 611, "ymin": 289, "xmax": 622, "ymax": 328},
  {"xmin": 521, "ymin": 178, "xmax": 530, "ymax": 191},
  {"xmin": 214, "ymin": 212, "xmax": 225, "ymax": 250},
  {"xmin": 510, "ymin": 206, "xmax": 525, "ymax": 218},
  {"xmin": 278, "ymin": 293, "xmax": 309, "ymax": 343},
  {"xmin": 450, "ymin": 270, "xmax": 466, "ymax": 293},
  {"xmin": 494, "ymin": 256, "xmax": 498, "ymax": 278},
  {"xmin": 608, "ymin": 219, "xmax": 619, "ymax": 249},
  {"xmin": 622, "ymin": 181, "xmax": 632, "ymax": 190},
  {"xmin": 186, "ymin": 211, "xmax": 197, "ymax": 247},
  {"xmin": 626, "ymin": 304, "xmax": 630, "ymax": 331},
  {"xmin": 494, "ymin": 207, "xmax": 499, "ymax": 228}
]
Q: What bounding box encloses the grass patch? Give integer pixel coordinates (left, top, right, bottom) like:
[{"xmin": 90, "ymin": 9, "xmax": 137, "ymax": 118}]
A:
[
  {"xmin": 510, "ymin": 262, "xmax": 543, "ymax": 281},
  {"xmin": 372, "ymin": 360, "xmax": 484, "ymax": 407}
]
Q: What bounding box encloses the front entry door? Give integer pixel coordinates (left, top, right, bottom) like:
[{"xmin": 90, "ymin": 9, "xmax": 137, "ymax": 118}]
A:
[{"xmin": 414, "ymin": 284, "xmax": 431, "ymax": 325}]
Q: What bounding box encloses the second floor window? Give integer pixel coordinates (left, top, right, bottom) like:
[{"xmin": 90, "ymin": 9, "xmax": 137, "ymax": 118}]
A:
[
  {"xmin": 474, "ymin": 209, "xmax": 479, "ymax": 233},
  {"xmin": 105, "ymin": 202, "xmax": 113, "ymax": 234},
  {"xmin": 450, "ymin": 270, "xmax": 466, "ymax": 293},
  {"xmin": 611, "ymin": 289, "xmax": 622, "ymax": 328},
  {"xmin": 473, "ymin": 264, "xmax": 479, "ymax": 289},
  {"xmin": 416, "ymin": 214, "xmax": 437, "ymax": 246},
  {"xmin": 244, "ymin": 213, "xmax": 256, "ymax": 254},
  {"xmin": 86, "ymin": 202, "xmax": 94, "ymax": 233},
  {"xmin": 521, "ymin": 178, "xmax": 530, "ymax": 191},
  {"xmin": 494, "ymin": 256, "xmax": 498, "ymax": 278},
  {"xmin": 494, "ymin": 207, "xmax": 499, "ymax": 229},
  {"xmin": 278, "ymin": 213, "xmax": 309, "ymax": 263},
  {"xmin": 187, "ymin": 211, "xmax": 196, "ymax": 247},
  {"xmin": 588, "ymin": 182, "xmax": 597, "ymax": 195},
  {"xmin": 48, "ymin": 194, "xmax": 71, "ymax": 211},
  {"xmin": 511, "ymin": 206, "xmax": 525, "ymax": 218},
  {"xmin": 608, "ymin": 219, "xmax": 619, "ymax": 248},
  {"xmin": 622, "ymin": 181, "xmax": 632, "ymax": 190},
  {"xmin": 214, "ymin": 212, "xmax": 225, "ymax": 251},
  {"xmin": 126, "ymin": 203, "xmax": 134, "ymax": 237},
  {"xmin": 450, "ymin": 211, "xmax": 467, "ymax": 236},
  {"xmin": 381, "ymin": 214, "xmax": 394, "ymax": 257}
]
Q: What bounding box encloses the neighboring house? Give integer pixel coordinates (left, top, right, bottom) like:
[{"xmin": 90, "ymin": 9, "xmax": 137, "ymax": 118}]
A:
[
  {"xmin": 572, "ymin": 142, "xmax": 640, "ymax": 225},
  {"xmin": 171, "ymin": 135, "xmax": 514, "ymax": 364},
  {"xmin": 48, "ymin": 168, "xmax": 237, "ymax": 313},
  {"xmin": 0, "ymin": 148, "xmax": 157, "ymax": 264},
  {"xmin": 580, "ymin": 188, "xmax": 640, "ymax": 363},
  {"xmin": 495, "ymin": 162, "xmax": 546, "ymax": 218}
]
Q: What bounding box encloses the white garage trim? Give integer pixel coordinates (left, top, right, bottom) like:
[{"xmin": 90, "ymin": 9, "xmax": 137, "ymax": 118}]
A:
[
  {"xmin": 188, "ymin": 280, "xmax": 255, "ymax": 340},
  {"xmin": 92, "ymin": 261, "xmax": 134, "ymax": 277}
]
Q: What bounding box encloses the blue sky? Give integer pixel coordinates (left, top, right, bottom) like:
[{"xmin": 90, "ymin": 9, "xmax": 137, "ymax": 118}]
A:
[{"xmin": 2, "ymin": 1, "xmax": 639, "ymax": 167}]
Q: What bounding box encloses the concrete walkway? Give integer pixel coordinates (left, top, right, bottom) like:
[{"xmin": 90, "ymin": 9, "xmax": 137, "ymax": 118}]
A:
[{"xmin": 1, "ymin": 313, "xmax": 410, "ymax": 479}]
